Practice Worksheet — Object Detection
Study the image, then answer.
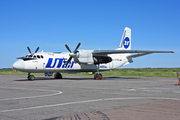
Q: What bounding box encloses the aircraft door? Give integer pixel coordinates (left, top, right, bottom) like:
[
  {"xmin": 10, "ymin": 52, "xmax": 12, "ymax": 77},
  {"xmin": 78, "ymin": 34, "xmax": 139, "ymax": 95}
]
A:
[{"xmin": 109, "ymin": 61, "xmax": 113, "ymax": 69}]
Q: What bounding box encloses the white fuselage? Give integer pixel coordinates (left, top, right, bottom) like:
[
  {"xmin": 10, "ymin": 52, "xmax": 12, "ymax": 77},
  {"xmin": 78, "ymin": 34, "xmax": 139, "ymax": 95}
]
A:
[{"xmin": 13, "ymin": 51, "xmax": 129, "ymax": 73}]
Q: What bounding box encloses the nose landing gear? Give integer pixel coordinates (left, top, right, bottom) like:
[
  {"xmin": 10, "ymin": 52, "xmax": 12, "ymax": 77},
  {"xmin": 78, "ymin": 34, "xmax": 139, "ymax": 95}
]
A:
[{"xmin": 27, "ymin": 72, "xmax": 35, "ymax": 80}]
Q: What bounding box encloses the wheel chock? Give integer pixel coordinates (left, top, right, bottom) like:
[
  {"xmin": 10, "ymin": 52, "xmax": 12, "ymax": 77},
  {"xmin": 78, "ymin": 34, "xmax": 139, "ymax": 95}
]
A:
[
  {"xmin": 96, "ymin": 77, "xmax": 100, "ymax": 80},
  {"xmin": 176, "ymin": 80, "xmax": 180, "ymax": 85},
  {"xmin": 96, "ymin": 77, "xmax": 104, "ymax": 80},
  {"xmin": 176, "ymin": 82, "xmax": 180, "ymax": 85},
  {"xmin": 176, "ymin": 72, "xmax": 180, "ymax": 85}
]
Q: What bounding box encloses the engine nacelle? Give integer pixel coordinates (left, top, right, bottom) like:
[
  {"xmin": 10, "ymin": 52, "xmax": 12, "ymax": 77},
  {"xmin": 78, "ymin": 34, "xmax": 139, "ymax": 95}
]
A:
[
  {"xmin": 75, "ymin": 50, "xmax": 112, "ymax": 65},
  {"xmin": 76, "ymin": 50, "xmax": 94, "ymax": 64}
]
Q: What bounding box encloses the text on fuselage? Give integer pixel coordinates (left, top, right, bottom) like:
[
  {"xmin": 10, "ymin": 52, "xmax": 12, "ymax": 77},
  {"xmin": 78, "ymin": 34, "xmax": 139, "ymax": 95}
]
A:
[{"xmin": 45, "ymin": 58, "xmax": 75, "ymax": 68}]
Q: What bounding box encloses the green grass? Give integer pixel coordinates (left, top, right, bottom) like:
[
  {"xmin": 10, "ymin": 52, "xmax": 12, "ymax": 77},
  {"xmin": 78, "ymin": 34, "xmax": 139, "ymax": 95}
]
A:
[
  {"xmin": 76, "ymin": 68, "xmax": 180, "ymax": 77},
  {"xmin": 1, "ymin": 68, "xmax": 179, "ymax": 77},
  {"xmin": 0, "ymin": 68, "xmax": 44, "ymax": 75}
]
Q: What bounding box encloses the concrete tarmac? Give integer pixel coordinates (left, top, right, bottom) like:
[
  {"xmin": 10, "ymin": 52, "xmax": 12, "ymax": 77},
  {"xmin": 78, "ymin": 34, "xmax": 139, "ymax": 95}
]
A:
[{"xmin": 0, "ymin": 75, "xmax": 180, "ymax": 120}]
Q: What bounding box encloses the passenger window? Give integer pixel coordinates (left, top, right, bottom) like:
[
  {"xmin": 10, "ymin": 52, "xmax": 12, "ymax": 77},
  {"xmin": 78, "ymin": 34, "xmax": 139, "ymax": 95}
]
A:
[
  {"xmin": 41, "ymin": 55, "xmax": 44, "ymax": 58},
  {"xmin": 33, "ymin": 55, "xmax": 36, "ymax": 58},
  {"xmin": 37, "ymin": 55, "xmax": 40, "ymax": 58}
]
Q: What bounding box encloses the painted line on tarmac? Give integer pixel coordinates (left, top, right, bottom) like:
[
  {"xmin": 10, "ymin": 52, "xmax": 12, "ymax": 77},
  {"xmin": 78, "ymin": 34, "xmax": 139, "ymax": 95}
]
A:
[
  {"xmin": 103, "ymin": 97, "xmax": 179, "ymax": 101},
  {"xmin": 121, "ymin": 89, "xmax": 136, "ymax": 91},
  {"xmin": 0, "ymin": 99, "xmax": 103, "ymax": 113},
  {"xmin": 143, "ymin": 90, "xmax": 162, "ymax": 93},
  {"xmin": 0, "ymin": 87, "xmax": 62, "ymax": 101},
  {"xmin": 174, "ymin": 91, "xmax": 180, "ymax": 94},
  {"xmin": 0, "ymin": 97, "xmax": 179, "ymax": 113}
]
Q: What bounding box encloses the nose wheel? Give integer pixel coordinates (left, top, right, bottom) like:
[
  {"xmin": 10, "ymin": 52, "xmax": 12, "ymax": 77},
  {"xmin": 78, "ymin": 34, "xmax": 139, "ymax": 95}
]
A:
[{"xmin": 28, "ymin": 73, "xmax": 35, "ymax": 80}]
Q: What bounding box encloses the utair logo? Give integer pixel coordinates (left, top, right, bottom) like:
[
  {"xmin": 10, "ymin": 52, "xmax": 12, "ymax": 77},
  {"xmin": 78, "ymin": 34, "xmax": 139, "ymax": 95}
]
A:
[
  {"xmin": 123, "ymin": 37, "xmax": 130, "ymax": 49},
  {"xmin": 45, "ymin": 58, "xmax": 75, "ymax": 68}
]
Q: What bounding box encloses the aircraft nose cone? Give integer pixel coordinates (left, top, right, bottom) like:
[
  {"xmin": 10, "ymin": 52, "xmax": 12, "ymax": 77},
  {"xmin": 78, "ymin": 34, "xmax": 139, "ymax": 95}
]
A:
[{"xmin": 13, "ymin": 60, "xmax": 25, "ymax": 70}]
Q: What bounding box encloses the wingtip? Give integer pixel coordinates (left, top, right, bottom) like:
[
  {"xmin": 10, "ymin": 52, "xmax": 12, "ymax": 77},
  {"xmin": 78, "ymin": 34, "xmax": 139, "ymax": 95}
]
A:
[{"xmin": 171, "ymin": 51, "xmax": 174, "ymax": 53}]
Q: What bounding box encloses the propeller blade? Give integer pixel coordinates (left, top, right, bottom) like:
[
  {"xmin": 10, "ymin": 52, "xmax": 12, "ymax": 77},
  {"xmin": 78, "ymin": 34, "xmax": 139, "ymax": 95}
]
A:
[
  {"xmin": 65, "ymin": 44, "xmax": 72, "ymax": 53},
  {"xmin": 27, "ymin": 46, "xmax": 32, "ymax": 54},
  {"xmin": 65, "ymin": 57, "xmax": 72, "ymax": 66},
  {"xmin": 74, "ymin": 42, "xmax": 81, "ymax": 53},
  {"xmin": 35, "ymin": 47, "xmax": 40, "ymax": 53}
]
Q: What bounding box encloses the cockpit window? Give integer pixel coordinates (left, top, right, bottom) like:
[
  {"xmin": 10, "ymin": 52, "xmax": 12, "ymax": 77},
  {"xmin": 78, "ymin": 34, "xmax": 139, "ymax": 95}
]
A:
[
  {"xmin": 29, "ymin": 55, "xmax": 33, "ymax": 58},
  {"xmin": 25, "ymin": 54, "xmax": 44, "ymax": 59}
]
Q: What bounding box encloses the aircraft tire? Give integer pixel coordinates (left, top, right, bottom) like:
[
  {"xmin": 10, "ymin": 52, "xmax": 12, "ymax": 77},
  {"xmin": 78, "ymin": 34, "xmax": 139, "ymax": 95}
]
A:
[
  {"xmin": 54, "ymin": 72, "xmax": 62, "ymax": 79},
  {"xmin": 94, "ymin": 73, "xmax": 102, "ymax": 80},
  {"xmin": 28, "ymin": 75, "xmax": 35, "ymax": 81},
  {"xmin": 94, "ymin": 73, "xmax": 97, "ymax": 79}
]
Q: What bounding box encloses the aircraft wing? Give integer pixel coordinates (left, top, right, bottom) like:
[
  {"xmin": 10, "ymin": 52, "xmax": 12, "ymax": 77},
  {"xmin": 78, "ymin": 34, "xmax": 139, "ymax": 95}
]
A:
[
  {"xmin": 93, "ymin": 50, "xmax": 174, "ymax": 54},
  {"xmin": 92, "ymin": 50, "xmax": 174, "ymax": 58}
]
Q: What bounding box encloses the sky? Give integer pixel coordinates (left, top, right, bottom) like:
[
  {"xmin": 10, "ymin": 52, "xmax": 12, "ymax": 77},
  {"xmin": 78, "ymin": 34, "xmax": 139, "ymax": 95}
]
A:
[{"xmin": 0, "ymin": 0, "xmax": 179, "ymax": 68}]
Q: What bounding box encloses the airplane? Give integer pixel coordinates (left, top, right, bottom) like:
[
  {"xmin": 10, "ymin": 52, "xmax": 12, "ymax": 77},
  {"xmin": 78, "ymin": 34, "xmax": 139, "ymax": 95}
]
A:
[{"xmin": 13, "ymin": 27, "xmax": 174, "ymax": 80}]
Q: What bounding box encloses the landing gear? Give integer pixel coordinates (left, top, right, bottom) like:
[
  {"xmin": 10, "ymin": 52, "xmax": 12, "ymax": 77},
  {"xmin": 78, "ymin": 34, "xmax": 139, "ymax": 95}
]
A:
[
  {"xmin": 94, "ymin": 73, "xmax": 103, "ymax": 80},
  {"xmin": 54, "ymin": 72, "xmax": 62, "ymax": 79},
  {"xmin": 94, "ymin": 64, "xmax": 104, "ymax": 80},
  {"xmin": 27, "ymin": 72, "xmax": 35, "ymax": 80}
]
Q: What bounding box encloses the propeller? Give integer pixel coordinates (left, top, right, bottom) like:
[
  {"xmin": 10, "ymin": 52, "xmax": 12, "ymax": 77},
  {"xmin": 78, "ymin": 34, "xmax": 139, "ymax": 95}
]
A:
[
  {"xmin": 34, "ymin": 46, "xmax": 40, "ymax": 53},
  {"xmin": 17, "ymin": 46, "xmax": 40, "ymax": 59},
  {"xmin": 27, "ymin": 46, "xmax": 32, "ymax": 54},
  {"xmin": 65, "ymin": 42, "xmax": 81, "ymax": 66},
  {"xmin": 27, "ymin": 46, "xmax": 40, "ymax": 54}
]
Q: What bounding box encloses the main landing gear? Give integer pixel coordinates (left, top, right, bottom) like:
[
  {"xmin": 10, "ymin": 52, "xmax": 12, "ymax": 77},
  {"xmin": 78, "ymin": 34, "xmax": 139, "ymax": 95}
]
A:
[
  {"xmin": 28, "ymin": 72, "xmax": 35, "ymax": 80},
  {"xmin": 54, "ymin": 72, "xmax": 62, "ymax": 79},
  {"xmin": 94, "ymin": 73, "xmax": 103, "ymax": 80},
  {"xmin": 94, "ymin": 64, "xmax": 104, "ymax": 80}
]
